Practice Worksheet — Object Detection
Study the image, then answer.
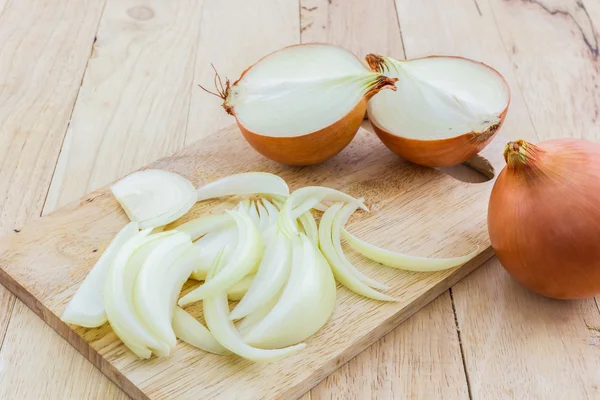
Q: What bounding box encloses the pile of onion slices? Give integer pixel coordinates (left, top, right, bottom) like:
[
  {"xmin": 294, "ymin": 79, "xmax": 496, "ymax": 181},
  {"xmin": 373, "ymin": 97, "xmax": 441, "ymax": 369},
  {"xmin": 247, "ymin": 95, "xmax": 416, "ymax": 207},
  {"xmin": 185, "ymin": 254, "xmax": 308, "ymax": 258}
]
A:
[{"xmin": 61, "ymin": 169, "xmax": 478, "ymax": 361}]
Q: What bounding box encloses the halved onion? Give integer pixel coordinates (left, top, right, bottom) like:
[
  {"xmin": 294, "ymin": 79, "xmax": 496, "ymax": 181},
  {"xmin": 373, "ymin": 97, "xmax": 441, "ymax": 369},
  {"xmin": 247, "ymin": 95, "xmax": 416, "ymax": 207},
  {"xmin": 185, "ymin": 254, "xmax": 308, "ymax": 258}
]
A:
[
  {"xmin": 110, "ymin": 169, "xmax": 197, "ymax": 229},
  {"xmin": 216, "ymin": 43, "xmax": 397, "ymax": 165},
  {"xmin": 243, "ymin": 234, "xmax": 336, "ymax": 349},
  {"xmin": 229, "ymin": 231, "xmax": 291, "ymax": 320},
  {"xmin": 203, "ymin": 252, "xmax": 305, "ymax": 362},
  {"xmin": 178, "ymin": 209, "xmax": 263, "ymax": 305},
  {"xmin": 172, "ymin": 307, "xmax": 230, "ymax": 355},
  {"xmin": 104, "ymin": 230, "xmax": 176, "ymax": 358},
  {"xmin": 61, "ymin": 222, "xmax": 139, "ymax": 328},
  {"xmin": 366, "ymin": 54, "xmax": 510, "ymax": 167},
  {"xmin": 133, "ymin": 233, "xmax": 192, "ymax": 351},
  {"xmin": 196, "ymin": 172, "xmax": 289, "ymax": 201},
  {"xmin": 319, "ymin": 204, "xmax": 395, "ymax": 302},
  {"xmin": 343, "ymin": 229, "xmax": 478, "ymax": 271}
]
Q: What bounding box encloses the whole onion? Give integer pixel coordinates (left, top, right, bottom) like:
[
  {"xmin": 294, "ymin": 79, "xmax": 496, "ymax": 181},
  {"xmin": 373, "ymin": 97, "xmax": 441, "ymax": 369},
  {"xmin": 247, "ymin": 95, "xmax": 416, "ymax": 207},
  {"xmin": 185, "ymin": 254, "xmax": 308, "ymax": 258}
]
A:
[{"xmin": 488, "ymin": 138, "xmax": 600, "ymax": 299}]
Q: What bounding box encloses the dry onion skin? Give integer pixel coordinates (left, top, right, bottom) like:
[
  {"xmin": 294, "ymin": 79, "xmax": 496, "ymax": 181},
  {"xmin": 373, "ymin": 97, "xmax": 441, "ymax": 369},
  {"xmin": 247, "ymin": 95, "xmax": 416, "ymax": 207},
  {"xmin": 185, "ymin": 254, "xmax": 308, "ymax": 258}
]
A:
[
  {"xmin": 488, "ymin": 139, "xmax": 600, "ymax": 299},
  {"xmin": 365, "ymin": 54, "xmax": 510, "ymax": 167},
  {"xmin": 209, "ymin": 43, "xmax": 397, "ymax": 165}
]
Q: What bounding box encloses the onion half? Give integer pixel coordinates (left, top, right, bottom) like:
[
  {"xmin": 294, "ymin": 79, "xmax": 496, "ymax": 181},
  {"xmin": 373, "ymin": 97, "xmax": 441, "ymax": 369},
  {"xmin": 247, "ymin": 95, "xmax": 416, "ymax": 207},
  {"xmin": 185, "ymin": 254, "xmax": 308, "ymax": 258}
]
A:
[
  {"xmin": 366, "ymin": 54, "xmax": 510, "ymax": 167},
  {"xmin": 216, "ymin": 43, "xmax": 397, "ymax": 165}
]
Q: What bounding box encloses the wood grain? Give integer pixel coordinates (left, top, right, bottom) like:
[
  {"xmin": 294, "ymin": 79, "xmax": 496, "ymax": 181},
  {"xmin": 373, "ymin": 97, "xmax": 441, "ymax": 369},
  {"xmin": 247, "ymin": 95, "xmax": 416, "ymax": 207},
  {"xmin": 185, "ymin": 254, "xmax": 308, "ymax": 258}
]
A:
[
  {"xmin": 0, "ymin": 124, "xmax": 504, "ymax": 400},
  {"xmin": 301, "ymin": 1, "xmax": 470, "ymax": 398},
  {"xmin": 0, "ymin": 0, "xmax": 202, "ymax": 398}
]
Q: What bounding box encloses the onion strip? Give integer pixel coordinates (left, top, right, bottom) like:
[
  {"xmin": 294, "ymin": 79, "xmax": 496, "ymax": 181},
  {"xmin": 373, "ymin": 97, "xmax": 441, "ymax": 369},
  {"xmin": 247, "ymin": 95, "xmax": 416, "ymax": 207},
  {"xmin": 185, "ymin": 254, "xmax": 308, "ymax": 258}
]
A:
[
  {"xmin": 172, "ymin": 307, "xmax": 230, "ymax": 355},
  {"xmin": 174, "ymin": 214, "xmax": 233, "ymax": 241},
  {"xmin": 227, "ymin": 273, "xmax": 255, "ymax": 301},
  {"xmin": 342, "ymin": 229, "xmax": 478, "ymax": 271},
  {"xmin": 196, "ymin": 172, "xmax": 289, "ymax": 201}
]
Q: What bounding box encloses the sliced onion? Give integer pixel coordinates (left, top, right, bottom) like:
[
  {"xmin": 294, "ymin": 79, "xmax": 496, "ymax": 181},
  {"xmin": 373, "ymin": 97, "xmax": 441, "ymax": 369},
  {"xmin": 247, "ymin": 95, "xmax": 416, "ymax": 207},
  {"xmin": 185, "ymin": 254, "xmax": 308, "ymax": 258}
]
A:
[
  {"xmin": 196, "ymin": 172, "xmax": 289, "ymax": 201},
  {"xmin": 133, "ymin": 233, "xmax": 192, "ymax": 350},
  {"xmin": 61, "ymin": 222, "xmax": 139, "ymax": 328},
  {"xmin": 236, "ymin": 289, "xmax": 281, "ymax": 337},
  {"xmin": 366, "ymin": 54, "xmax": 510, "ymax": 167},
  {"xmin": 174, "ymin": 213, "xmax": 233, "ymax": 241},
  {"xmin": 104, "ymin": 230, "xmax": 176, "ymax": 358},
  {"xmin": 243, "ymin": 234, "xmax": 336, "ymax": 348},
  {"xmin": 110, "ymin": 169, "xmax": 197, "ymax": 229},
  {"xmin": 220, "ymin": 43, "xmax": 396, "ymax": 165},
  {"xmin": 333, "ymin": 203, "xmax": 388, "ymax": 290},
  {"xmin": 319, "ymin": 203, "xmax": 396, "ymax": 302},
  {"xmin": 229, "ymin": 231, "xmax": 291, "ymax": 320},
  {"xmin": 298, "ymin": 211, "xmax": 318, "ymax": 245},
  {"xmin": 343, "ymin": 229, "xmax": 478, "ymax": 271},
  {"xmin": 203, "ymin": 253, "xmax": 305, "ymax": 362},
  {"xmin": 179, "ymin": 209, "xmax": 264, "ymax": 305},
  {"xmin": 189, "ymin": 226, "xmax": 238, "ymax": 281},
  {"xmin": 227, "ymin": 273, "xmax": 255, "ymax": 301},
  {"xmin": 172, "ymin": 307, "xmax": 230, "ymax": 355}
]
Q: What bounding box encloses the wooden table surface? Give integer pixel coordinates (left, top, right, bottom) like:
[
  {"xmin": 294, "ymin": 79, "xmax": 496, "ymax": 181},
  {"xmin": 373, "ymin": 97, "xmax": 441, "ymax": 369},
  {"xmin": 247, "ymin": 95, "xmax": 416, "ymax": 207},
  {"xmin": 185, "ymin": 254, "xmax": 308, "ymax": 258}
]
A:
[{"xmin": 1, "ymin": 0, "xmax": 599, "ymax": 399}]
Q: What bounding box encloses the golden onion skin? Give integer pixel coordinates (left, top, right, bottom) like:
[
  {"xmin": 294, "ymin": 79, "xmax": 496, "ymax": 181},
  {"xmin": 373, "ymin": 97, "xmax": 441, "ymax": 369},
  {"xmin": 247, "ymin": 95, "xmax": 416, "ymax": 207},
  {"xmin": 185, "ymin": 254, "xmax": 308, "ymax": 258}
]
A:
[{"xmin": 488, "ymin": 139, "xmax": 600, "ymax": 299}]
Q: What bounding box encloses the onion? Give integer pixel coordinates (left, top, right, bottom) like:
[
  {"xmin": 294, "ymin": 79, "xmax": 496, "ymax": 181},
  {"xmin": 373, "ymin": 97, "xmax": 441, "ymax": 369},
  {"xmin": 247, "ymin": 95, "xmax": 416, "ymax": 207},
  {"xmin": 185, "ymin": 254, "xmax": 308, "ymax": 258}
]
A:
[
  {"xmin": 488, "ymin": 138, "xmax": 600, "ymax": 299},
  {"xmin": 104, "ymin": 230, "xmax": 175, "ymax": 358},
  {"xmin": 61, "ymin": 222, "xmax": 139, "ymax": 328},
  {"xmin": 172, "ymin": 307, "xmax": 230, "ymax": 355},
  {"xmin": 343, "ymin": 230, "xmax": 477, "ymax": 272},
  {"xmin": 229, "ymin": 231, "xmax": 291, "ymax": 320},
  {"xmin": 173, "ymin": 213, "xmax": 233, "ymax": 241},
  {"xmin": 203, "ymin": 252, "xmax": 306, "ymax": 361},
  {"xmin": 208, "ymin": 43, "xmax": 397, "ymax": 165},
  {"xmin": 111, "ymin": 170, "xmax": 197, "ymax": 229},
  {"xmin": 178, "ymin": 209, "xmax": 263, "ymax": 305},
  {"xmin": 189, "ymin": 225, "xmax": 238, "ymax": 281},
  {"xmin": 196, "ymin": 172, "xmax": 289, "ymax": 201},
  {"xmin": 243, "ymin": 234, "xmax": 336, "ymax": 348},
  {"xmin": 365, "ymin": 54, "xmax": 510, "ymax": 167},
  {"xmin": 133, "ymin": 234, "xmax": 192, "ymax": 350},
  {"xmin": 319, "ymin": 203, "xmax": 395, "ymax": 301},
  {"xmin": 226, "ymin": 273, "xmax": 255, "ymax": 301}
]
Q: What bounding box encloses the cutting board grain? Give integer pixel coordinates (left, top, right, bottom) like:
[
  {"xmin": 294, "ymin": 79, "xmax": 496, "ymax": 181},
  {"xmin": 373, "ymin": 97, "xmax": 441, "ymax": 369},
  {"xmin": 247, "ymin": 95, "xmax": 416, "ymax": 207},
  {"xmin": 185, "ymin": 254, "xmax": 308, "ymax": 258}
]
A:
[{"xmin": 0, "ymin": 124, "xmax": 506, "ymax": 400}]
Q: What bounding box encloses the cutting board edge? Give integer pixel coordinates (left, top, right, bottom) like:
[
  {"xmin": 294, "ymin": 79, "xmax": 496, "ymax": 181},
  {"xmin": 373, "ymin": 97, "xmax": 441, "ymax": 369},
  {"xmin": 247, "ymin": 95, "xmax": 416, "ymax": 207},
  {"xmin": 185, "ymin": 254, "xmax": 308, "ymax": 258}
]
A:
[{"xmin": 0, "ymin": 241, "xmax": 494, "ymax": 400}]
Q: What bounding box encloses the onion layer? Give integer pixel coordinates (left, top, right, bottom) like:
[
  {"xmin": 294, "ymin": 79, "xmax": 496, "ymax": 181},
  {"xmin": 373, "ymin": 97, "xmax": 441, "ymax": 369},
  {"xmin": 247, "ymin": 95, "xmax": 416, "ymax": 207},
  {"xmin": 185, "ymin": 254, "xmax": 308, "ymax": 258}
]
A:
[
  {"xmin": 489, "ymin": 139, "xmax": 600, "ymax": 299},
  {"xmin": 366, "ymin": 54, "xmax": 510, "ymax": 167},
  {"xmin": 172, "ymin": 307, "xmax": 230, "ymax": 355},
  {"xmin": 196, "ymin": 172, "xmax": 289, "ymax": 201}
]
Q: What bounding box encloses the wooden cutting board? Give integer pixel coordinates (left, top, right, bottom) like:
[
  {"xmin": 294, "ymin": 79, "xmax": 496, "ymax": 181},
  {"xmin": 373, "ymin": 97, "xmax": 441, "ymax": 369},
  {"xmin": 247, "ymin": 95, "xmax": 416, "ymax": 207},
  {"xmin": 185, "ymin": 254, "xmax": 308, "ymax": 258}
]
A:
[{"xmin": 0, "ymin": 124, "xmax": 506, "ymax": 400}]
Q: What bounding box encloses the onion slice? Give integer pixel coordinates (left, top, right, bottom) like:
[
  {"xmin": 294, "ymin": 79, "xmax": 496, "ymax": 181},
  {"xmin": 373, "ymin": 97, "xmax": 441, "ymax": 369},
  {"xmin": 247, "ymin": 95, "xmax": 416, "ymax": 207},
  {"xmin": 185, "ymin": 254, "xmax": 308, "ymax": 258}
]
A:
[
  {"xmin": 111, "ymin": 169, "xmax": 197, "ymax": 229},
  {"xmin": 227, "ymin": 273, "xmax": 255, "ymax": 301},
  {"xmin": 319, "ymin": 204, "xmax": 396, "ymax": 302},
  {"xmin": 61, "ymin": 222, "xmax": 139, "ymax": 328},
  {"xmin": 172, "ymin": 307, "xmax": 230, "ymax": 355},
  {"xmin": 298, "ymin": 211, "xmax": 318, "ymax": 245},
  {"xmin": 189, "ymin": 225, "xmax": 238, "ymax": 281},
  {"xmin": 133, "ymin": 233, "xmax": 192, "ymax": 351},
  {"xmin": 179, "ymin": 209, "xmax": 264, "ymax": 305},
  {"xmin": 203, "ymin": 253, "xmax": 305, "ymax": 362},
  {"xmin": 229, "ymin": 231, "xmax": 291, "ymax": 320},
  {"xmin": 343, "ymin": 229, "xmax": 478, "ymax": 271},
  {"xmin": 243, "ymin": 234, "xmax": 336, "ymax": 348},
  {"xmin": 104, "ymin": 230, "xmax": 176, "ymax": 358},
  {"xmin": 196, "ymin": 172, "xmax": 289, "ymax": 201},
  {"xmin": 174, "ymin": 213, "xmax": 233, "ymax": 241}
]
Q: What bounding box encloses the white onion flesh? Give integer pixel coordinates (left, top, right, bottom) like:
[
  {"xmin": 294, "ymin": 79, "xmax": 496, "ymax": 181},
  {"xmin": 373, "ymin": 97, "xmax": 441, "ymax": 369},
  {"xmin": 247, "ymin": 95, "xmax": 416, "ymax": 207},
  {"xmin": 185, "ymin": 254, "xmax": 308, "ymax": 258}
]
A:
[
  {"xmin": 343, "ymin": 229, "xmax": 478, "ymax": 271},
  {"xmin": 179, "ymin": 210, "xmax": 264, "ymax": 305},
  {"xmin": 189, "ymin": 225, "xmax": 238, "ymax": 280},
  {"xmin": 333, "ymin": 203, "xmax": 388, "ymax": 290},
  {"xmin": 319, "ymin": 204, "xmax": 396, "ymax": 302},
  {"xmin": 110, "ymin": 169, "xmax": 197, "ymax": 229},
  {"xmin": 104, "ymin": 230, "xmax": 175, "ymax": 358},
  {"xmin": 229, "ymin": 231, "xmax": 291, "ymax": 320},
  {"xmin": 61, "ymin": 222, "xmax": 140, "ymax": 328},
  {"xmin": 196, "ymin": 172, "xmax": 289, "ymax": 201},
  {"xmin": 243, "ymin": 234, "xmax": 336, "ymax": 349},
  {"xmin": 203, "ymin": 253, "xmax": 306, "ymax": 362},
  {"xmin": 133, "ymin": 234, "xmax": 192, "ymax": 350},
  {"xmin": 226, "ymin": 44, "xmax": 385, "ymax": 137},
  {"xmin": 172, "ymin": 307, "xmax": 230, "ymax": 355},
  {"xmin": 298, "ymin": 211, "xmax": 318, "ymax": 245},
  {"xmin": 174, "ymin": 213, "xmax": 233, "ymax": 241},
  {"xmin": 368, "ymin": 56, "xmax": 509, "ymax": 139},
  {"xmin": 227, "ymin": 273, "xmax": 255, "ymax": 301}
]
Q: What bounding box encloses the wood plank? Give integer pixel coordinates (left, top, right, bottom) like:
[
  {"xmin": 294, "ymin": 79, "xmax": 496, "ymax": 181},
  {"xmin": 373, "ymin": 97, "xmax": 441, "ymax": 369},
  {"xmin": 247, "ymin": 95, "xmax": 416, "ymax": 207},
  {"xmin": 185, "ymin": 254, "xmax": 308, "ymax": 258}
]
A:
[
  {"xmin": 0, "ymin": 0, "xmax": 106, "ymax": 356},
  {"xmin": 0, "ymin": 122, "xmax": 504, "ymax": 400},
  {"xmin": 300, "ymin": 1, "xmax": 469, "ymax": 398},
  {"xmin": 0, "ymin": 0, "xmax": 204, "ymax": 398},
  {"xmin": 184, "ymin": 0, "xmax": 300, "ymax": 144},
  {"xmin": 451, "ymin": 0, "xmax": 600, "ymax": 398}
]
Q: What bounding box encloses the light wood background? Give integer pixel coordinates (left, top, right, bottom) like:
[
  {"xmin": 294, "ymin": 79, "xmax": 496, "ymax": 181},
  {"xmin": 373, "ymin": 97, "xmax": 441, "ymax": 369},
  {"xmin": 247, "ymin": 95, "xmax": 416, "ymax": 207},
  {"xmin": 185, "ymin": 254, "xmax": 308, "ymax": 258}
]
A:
[{"xmin": 0, "ymin": 0, "xmax": 599, "ymax": 399}]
